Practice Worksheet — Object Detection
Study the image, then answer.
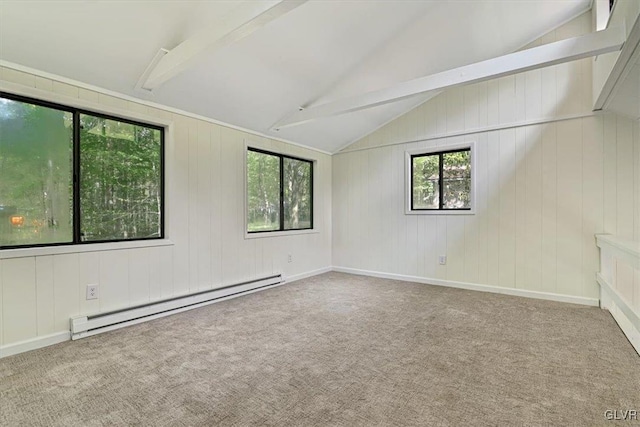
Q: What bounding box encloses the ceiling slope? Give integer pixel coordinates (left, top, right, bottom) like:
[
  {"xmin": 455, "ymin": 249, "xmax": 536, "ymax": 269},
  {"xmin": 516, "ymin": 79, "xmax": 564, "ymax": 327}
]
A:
[{"xmin": 0, "ymin": 0, "xmax": 591, "ymax": 153}]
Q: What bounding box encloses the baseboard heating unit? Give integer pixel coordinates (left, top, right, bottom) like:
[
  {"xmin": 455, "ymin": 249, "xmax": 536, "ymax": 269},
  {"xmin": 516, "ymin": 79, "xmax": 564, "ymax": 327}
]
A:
[{"xmin": 70, "ymin": 273, "xmax": 283, "ymax": 340}]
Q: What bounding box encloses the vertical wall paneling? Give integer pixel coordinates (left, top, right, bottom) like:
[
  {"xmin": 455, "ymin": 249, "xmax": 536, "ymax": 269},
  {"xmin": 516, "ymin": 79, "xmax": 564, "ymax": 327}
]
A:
[
  {"xmin": 603, "ymin": 113, "xmax": 618, "ymax": 235},
  {"xmin": 581, "ymin": 117, "xmax": 604, "ymax": 298},
  {"xmin": 52, "ymin": 254, "xmax": 79, "ymax": 333},
  {"xmin": 498, "ymin": 128, "xmax": 516, "ymax": 288},
  {"xmin": 540, "ymin": 122, "xmax": 558, "ymax": 295},
  {"xmin": 187, "ymin": 120, "xmax": 200, "ymax": 292},
  {"xmin": 332, "ymin": 13, "xmax": 638, "ymax": 302},
  {"xmin": 2, "ymin": 258, "xmax": 37, "ymax": 344},
  {"xmin": 35, "ymin": 256, "xmax": 55, "ymax": 336},
  {"xmin": 210, "ymin": 126, "xmax": 222, "ymax": 286},
  {"xmin": 0, "ymin": 63, "xmax": 332, "ymax": 350},
  {"xmin": 147, "ymin": 247, "xmax": 162, "ymax": 302},
  {"xmin": 486, "ymin": 131, "xmax": 501, "ymax": 287},
  {"xmin": 616, "ymin": 118, "xmax": 634, "ymax": 239},
  {"xmin": 524, "ymin": 125, "xmax": 543, "ymax": 292},
  {"xmin": 78, "ymin": 252, "xmax": 100, "ymax": 315},
  {"xmin": 616, "ymin": 113, "xmax": 635, "ymax": 303},
  {"xmin": 172, "ymin": 118, "xmax": 191, "ymax": 295},
  {"xmin": 128, "ymin": 249, "xmax": 151, "ymax": 305},
  {"xmin": 196, "ymin": 121, "xmax": 212, "ymax": 289},
  {"xmin": 555, "ymin": 120, "xmax": 583, "ymax": 297},
  {"xmin": 514, "ymin": 126, "xmax": 528, "ymax": 289}
]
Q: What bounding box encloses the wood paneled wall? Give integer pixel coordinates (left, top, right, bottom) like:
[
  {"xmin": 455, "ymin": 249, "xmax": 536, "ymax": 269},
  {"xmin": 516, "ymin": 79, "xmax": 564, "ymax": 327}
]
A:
[
  {"xmin": 333, "ymin": 13, "xmax": 639, "ymax": 301},
  {"xmin": 0, "ymin": 67, "xmax": 332, "ymax": 348}
]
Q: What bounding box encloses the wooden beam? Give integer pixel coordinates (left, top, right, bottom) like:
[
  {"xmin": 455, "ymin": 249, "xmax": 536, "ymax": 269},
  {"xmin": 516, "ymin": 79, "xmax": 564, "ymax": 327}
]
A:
[
  {"xmin": 142, "ymin": 0, "xmax": 307, "ymax": 90},
  {"xmin": 593, "ymin": 14, "xmax": 640, "ymax": 110},
  {"xmin": 273, "ymin": 25, "xmax": 625, "ymax": 130}
]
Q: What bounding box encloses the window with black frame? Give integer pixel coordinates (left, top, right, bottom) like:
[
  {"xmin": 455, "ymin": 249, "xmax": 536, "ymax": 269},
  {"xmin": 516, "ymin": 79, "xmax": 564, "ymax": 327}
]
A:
[
  {"xmin": 246, "ymin": 148, "xmax": 313, "ymax": 233},
  {"xmin": 0, "ymin": 93, "xmax": 164, "ymax": 249},
  {"xmin": 411, "ymin": 148, "xmax": 471, "ymax": 211}
]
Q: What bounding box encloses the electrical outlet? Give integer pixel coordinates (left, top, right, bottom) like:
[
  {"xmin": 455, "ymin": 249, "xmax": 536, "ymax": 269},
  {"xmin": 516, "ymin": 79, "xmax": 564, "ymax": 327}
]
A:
[
  {"xmin": 438, "ymin": 255, "xmax": 447, "ymax": 265},
  {"xmin": 287, "ymin": 254, "xmax": 292, "ymax": 263},
  {"xmin": 86, "ymin": 284, "xmax": 99, "ymax": 300}
]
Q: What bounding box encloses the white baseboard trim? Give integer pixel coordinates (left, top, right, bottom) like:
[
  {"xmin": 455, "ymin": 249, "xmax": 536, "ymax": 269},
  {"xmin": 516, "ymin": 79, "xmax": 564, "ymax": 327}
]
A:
[
  {"xmin": 0, "ymin": 267, "xmax": 333, "ymax": 358},
  {"xmin": 332, "ymin": 266, "xmax": 600, "ymax": 307},
  {"xmin": 597, "ymin": 273, "xmax": 640, "ymax": 356},
  {"xmin": 0, "ymin": 331, "xmax": 71, "ymax": 359},
  {"xmin": 285, "ymin": 266, "xmax": 333, "ymax": 283},
  {"xmin": 71, "ymin": 274, "xmax": 286, "ymax": 340}
]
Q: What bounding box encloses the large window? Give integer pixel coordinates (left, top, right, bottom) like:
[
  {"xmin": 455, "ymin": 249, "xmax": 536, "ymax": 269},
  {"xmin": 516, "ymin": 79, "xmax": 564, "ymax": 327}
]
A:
[
  {"xmin": 408, "ymin": 146, "xmax": 473, "ymax": 213},
  {"xmin": 0, "ymin": 93, "xmax": 164, "ymax": 249},
  {"xmin": 247, "ymin": 148, "xmax": 313, "ymax": 233}
]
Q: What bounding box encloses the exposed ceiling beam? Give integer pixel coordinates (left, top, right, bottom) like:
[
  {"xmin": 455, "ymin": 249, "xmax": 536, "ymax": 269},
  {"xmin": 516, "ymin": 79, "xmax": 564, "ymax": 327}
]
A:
[
  {"xmin": 141, "ymin": 0, "xmax": 307, "ymax": 91},
  {"xmin": 273, "ymin": 24, "xmax": 625, "ymax": 131},
  {"xmin": 593, "ymin": 14, "xmax": 640, "ymax": 110}
]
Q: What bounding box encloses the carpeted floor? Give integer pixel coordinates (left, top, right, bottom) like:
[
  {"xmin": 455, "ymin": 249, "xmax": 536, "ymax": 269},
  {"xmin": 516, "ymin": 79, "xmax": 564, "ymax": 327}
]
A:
[{"xmin": 1, "ymin": 272, "xmax": 639, "ymax": 426}]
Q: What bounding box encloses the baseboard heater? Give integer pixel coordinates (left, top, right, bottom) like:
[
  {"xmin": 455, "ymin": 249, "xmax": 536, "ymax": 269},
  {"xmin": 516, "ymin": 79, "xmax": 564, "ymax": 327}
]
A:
[{"xmin": 70, "ymin": 273, "xmax": 283, "ymax": 340}]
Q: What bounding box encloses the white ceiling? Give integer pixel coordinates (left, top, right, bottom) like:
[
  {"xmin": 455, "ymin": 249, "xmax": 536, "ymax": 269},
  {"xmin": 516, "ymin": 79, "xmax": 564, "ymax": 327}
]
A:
[{"xmin": 0, "ymin": 0, "xmax": 592, "ymax": 153}]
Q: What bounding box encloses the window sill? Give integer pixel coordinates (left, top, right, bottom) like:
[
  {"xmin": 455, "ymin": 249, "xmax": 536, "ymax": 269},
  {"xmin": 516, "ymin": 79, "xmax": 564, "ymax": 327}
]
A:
[
  {"xmin": 405, "ymin": 210, "xmax": 475, "ymax": 216},
  {"xmin": 244, "ymin": 229, "xmax": 319, "ymax": 240},
  {"xmin": 0, "ymin": 239, "xmax": 175, "ymax": 260}
]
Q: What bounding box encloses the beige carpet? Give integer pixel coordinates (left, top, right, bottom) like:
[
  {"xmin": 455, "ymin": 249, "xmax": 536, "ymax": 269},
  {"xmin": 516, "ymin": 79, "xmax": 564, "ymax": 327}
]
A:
[{"xmin": 1, "ymin": 272, "xmax": 639, "ymax": 426}]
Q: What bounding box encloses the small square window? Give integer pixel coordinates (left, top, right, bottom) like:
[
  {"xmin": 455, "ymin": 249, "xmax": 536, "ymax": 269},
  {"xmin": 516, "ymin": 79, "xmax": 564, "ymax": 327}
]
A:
[{"xmin": 406, "ymin": 144, "xmax": 474, "ymax": 214}]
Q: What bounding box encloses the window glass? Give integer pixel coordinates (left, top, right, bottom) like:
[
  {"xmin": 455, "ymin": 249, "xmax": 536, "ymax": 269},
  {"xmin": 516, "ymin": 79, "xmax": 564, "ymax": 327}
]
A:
[
  {"xmin": 283, "ymin": 157, "xmax": 312, "ymax": 230},
  {"xmin": 410, "ymin": 148, "xmax": 471, "ymax": 211},
  {"xmin": 412, "ymin": 154, "xmax": 439, "ymax": 209},
  {"xmin": 0, "ymin": 97, "xmax": 73, "ymax": 246},
  {"xmin": 79, "ymin": 114, "xmax": 162, "ymax": 242},
  {"xmin": 247, "ymin": 150, "xmax": 281, "ymax": 232},
  {"xmin": 0, "ymin": 93, "xmax": 164, "ymax": 249},
  {"xmin": 247, "ymin": 148, "xmax": 313, "ymax": 233},
  {"xmin": 442, "ymin": 150, "xmax": 471, "ymax": 209}
]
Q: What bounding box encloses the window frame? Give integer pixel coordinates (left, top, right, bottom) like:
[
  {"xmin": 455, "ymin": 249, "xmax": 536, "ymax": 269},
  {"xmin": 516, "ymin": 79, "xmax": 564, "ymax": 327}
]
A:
[
  {"xmin": 405, "ymin": 142, "xmax": 475, "ymax": 215},
  {"xmin": 0, "ymin": 91, "xmax": 166, "ymax": 250},
  {"xmin": 245, "ymin": 146, "xmax": 314, "ymax": 235}
]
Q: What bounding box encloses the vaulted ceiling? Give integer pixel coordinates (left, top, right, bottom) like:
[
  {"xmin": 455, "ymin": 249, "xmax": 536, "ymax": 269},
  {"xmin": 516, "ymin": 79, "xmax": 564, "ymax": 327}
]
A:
[{"xmin": 0, "ymin": 0, "xmax": 592, "ymax": 153}]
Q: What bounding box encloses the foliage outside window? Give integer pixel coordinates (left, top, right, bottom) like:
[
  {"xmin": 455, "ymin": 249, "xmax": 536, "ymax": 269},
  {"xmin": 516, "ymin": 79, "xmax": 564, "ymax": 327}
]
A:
[
  {"xmin": 247, "ymin": 148, "xmax": 313, "ymax": 233},
  {"xmin": 0, "ymin": 93, "xmax": 164, "ymax": 249},
  {"xmin": 410, "ymin": 148, "xmax": 471, "ymax": 211}
]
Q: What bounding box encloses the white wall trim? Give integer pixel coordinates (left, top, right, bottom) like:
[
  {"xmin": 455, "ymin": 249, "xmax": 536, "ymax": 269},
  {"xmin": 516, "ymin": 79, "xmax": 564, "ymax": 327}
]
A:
[
  {"xmin": 596, "ymin": 234, "xmax": 640, "ymax": 268},
  {"xmin": 285, "ymin": 266, "xmax": 332, "ymax": 283},
  {"xmin": 0, "ymin": 60, "xmax": 332, "ymax": 156},
  {"xmin": 0, "ymin": 331, "xmax": 70, "ymax": 359},
  {"xmin": 597, "ymin": 273, "xmax": 640, "ymax": 355},
  {"xmin": 336, "ymin": 111, "xmax": 600, "ymax": 155},
  {"xmin": 332, "ymin": 266, "xmax": 600, "ymax": 306},
  {"xmin": 0, "ymin": 239, "xmax": 175, "ymax": 260}
]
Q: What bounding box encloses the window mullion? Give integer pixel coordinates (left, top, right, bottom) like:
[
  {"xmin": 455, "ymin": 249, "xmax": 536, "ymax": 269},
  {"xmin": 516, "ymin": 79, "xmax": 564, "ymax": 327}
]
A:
[
  {"xmin": 73, "ymin": 111, "xmax": 82, "ymax": 244},
  {"xmin": 439, "ymin": 153, "xmax": 444, "ymax": 210},
  {"xmin": 410, "ymin": 156, "xmax": 415, "ymax": 210},
  {"xmin": 279, "ymin": 155, "xmax": 285, "ymax": 231}
]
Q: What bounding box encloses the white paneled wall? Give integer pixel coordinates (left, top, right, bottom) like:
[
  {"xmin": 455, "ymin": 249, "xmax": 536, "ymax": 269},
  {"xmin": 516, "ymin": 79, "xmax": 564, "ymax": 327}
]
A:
[
  {"xmin": 0, "ymin": 66, "xmax": 332, "ymax": 349},
  {"xmin": 333, "ymin": 13, "xmax": 639, "ymax": 302}
]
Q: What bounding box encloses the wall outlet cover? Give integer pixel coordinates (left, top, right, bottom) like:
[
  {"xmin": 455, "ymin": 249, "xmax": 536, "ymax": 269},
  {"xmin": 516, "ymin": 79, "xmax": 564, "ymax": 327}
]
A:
[{"xmin": 86, "ymin": 284, "xmax": 99, "ymax": 300}]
